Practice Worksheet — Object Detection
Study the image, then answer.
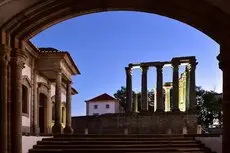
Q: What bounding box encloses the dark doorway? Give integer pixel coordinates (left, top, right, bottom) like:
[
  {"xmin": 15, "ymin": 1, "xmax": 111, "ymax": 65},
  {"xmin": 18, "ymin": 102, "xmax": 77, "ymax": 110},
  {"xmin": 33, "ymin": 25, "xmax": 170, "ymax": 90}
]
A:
[{"xmin": 39, "ymin": 93, "xmax": 47, "ymax": 134}]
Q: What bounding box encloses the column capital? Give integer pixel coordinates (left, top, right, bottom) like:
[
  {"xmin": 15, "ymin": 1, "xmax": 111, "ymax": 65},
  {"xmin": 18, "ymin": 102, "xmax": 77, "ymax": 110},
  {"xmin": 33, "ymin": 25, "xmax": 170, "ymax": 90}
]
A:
[
  {"xmin": 187, "ymin": 61, "xmax": 198, "ymax": 71},
  {"xmin": 140, "ymin": 65, "xmax": 149, "ymax": 72},
  {"xmin": 217, "ymin": 51, "xmax": 230, "ymax": 70},
  {"xmin": 171, "ymin": 59, "xmax": 180, "ymax": 68},
  {"xmin": 164, "ymin": 85, "xmax": 172, "ymax": 90},
  {"xmin": 0, "ymin": 43, "xmax": 11, "ymax": 62},
  {"xmin": 156, "ymin": 64, "xmax": 164, "ymax": 72},
  {"xmin": 10, "ymin": 48, "xmax": 26, "ymax": 69},
  {"xmin": 125, "ymin": 67, "xmax": 132, "ymax": 75},
  {"xmin": 185, "ymin": 65, "xmax": 189, "ymax": 72},
  {"xmin": 156, "ymin": 63, "xmax": 164, "ymax": 68}
]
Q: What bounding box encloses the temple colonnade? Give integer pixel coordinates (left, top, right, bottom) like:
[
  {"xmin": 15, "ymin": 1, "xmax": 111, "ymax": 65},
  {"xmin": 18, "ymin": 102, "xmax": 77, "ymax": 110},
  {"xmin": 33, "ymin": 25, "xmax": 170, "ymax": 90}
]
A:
[{"xmin": 125, "ymin": 56, "xmax": 197, "ymax": 112}]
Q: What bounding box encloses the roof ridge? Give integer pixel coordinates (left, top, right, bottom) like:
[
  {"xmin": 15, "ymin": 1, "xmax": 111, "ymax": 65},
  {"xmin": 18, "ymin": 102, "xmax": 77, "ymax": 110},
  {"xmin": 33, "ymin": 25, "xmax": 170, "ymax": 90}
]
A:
[
  {"xmin": 85, "ymin": 93, "xmax": 116, "ymax": 102},
  {"xmin": 39, "ymin": 47, "xmax": 68, "ymax": 53}
]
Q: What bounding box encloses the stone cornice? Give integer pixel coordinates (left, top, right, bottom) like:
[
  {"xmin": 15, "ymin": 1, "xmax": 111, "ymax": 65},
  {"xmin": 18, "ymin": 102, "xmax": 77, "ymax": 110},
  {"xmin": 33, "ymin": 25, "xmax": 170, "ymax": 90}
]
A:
[
  {"xmin": 71, "ymin": 87, "xmax": 78, "ymax": 95},
  {"xmin": 129, "ymin": 56, "xmax": 197, "ymax": 69},
  {"xmin": 38, "ymin": 82, "xmax": 50, "ymax": 90},
  {"xmin": 38, "ymin": 48, "xmax": 80, "ymax": 76},
  {"xmin": 63, "ymin": 52, "xmax": 80, "ymax": 75},
  {"xmin": 22, "ymin": 75, "xmax": 32, "ymax": 87},
  {"xmin": 24, "ymin": 40, "xmax": 39, "ymax": 58}
]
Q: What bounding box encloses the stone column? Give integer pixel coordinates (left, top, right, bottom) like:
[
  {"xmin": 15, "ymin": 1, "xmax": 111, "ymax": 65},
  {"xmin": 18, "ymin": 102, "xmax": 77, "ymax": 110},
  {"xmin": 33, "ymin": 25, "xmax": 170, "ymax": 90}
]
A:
[
  {"xmin": 154, "ymin": 88, "xmax": 157, "ymax": 112},
  {"xmin": 185, "ymin": 65, "xmax": 190, "ymax": 111},
  {"xmin": 0, "ymin": 44, "xmax": 10, "ymax": 153},
  {"xmin": 64, "ymin": 81, "xmax": 73, "ymax": 134},
  {"xmin": 217, "ymin": 49, "xmax": 230, "ymax": 153},
  {"xmin": 32, "ymin": 64, "xmax": 39, "ymax": 135},
  {"xmin": 52, "ymin": 71, "xmax": 63, "ymax": 135},
  {"xmin": 172, "ymin": 60, "xmax": 180, "ymax": 112},
  {"xmin": 188, "ymin": 59, "xmax": 197, "ymax": 111},
  {"xmin": 10, "ymin": 48, "xmax": 26, "ymax": 153},
  {"xmin": 125, "ymin": 67, "xmax": 132, "ymax": 112},
  {"xmin": 46, "ymin": 83, "xmax": 52, "ymax": 134},
  {"xmin": 164, "ymin": 86, "xmax": 172, "ymax": 112},
  {"xmin": 134, "ymin": 92, "xmax": 139, "ymax": 112},
  {"xmin": 7, "ymin": 54, "xmax": 11, "ymax": 153},
  {"xmin": 156, "ymin": 64, "xmax": 164, "ymax": 112},
  {"xmin": 141, "ymin": 65, "xmax": 148, "ymax": 111}
]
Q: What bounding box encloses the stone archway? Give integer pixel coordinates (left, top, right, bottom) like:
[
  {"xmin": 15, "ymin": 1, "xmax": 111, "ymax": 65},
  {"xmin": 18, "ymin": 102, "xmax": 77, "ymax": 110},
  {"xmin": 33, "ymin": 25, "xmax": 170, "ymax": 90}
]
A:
[
  {"xmin": 0, "ymin": 1, "xmax": 230, "ymax": 153},
  {"xmin": 37, "ymin": 82, "xmax": 51, "ymax": 135}
]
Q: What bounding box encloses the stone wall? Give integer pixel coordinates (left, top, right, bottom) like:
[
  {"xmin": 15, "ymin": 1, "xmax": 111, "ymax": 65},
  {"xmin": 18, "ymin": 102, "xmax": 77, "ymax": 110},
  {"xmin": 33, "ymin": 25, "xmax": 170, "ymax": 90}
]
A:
[
  {"xmin": 72, "ymin": 112, "xmax": 198, "ymax": 134},
  {"xmin": 195, "ymin": 135, "xmax": 222, "ymax": 153}
]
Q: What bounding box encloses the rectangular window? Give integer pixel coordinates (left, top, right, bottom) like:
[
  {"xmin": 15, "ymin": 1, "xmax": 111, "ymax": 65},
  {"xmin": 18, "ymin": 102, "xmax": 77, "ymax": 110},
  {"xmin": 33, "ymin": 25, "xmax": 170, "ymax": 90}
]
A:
[
  {"xmin": 52, "ymin": 102, "xmax": 55, "ymax": 121},
  {"xmin": 94, "ymin": 105, "xmax": 98, "ymax": 109},
  {"xmin": 106, "ymin": 104, "xmax": 110, "ymax": 109},
  {"xmin": 22, "ymin": 85, "xmax": 28, "ymax": 114},
  {"xmin": 62, "ymin": 107, "xmax": 65, "ymax": 123}
]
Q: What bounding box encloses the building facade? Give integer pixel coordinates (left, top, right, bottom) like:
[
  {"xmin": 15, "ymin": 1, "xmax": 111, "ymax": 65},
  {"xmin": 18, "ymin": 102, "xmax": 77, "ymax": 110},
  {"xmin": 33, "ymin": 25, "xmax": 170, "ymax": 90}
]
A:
[
  {"xmin": 85, "ymin": 93, "xmax": 119, "ymax": 116},
  {"xmin": 21, "ymin": 41, "xmax": 80, "ymax": 135}
]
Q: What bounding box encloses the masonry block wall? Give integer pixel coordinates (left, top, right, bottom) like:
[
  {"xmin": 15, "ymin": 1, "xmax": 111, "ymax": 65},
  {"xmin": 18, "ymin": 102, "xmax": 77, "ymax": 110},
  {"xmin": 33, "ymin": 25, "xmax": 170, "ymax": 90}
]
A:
[{"xmin": 72, "ymin": 112, "xmax": 198, "ymax": 134}]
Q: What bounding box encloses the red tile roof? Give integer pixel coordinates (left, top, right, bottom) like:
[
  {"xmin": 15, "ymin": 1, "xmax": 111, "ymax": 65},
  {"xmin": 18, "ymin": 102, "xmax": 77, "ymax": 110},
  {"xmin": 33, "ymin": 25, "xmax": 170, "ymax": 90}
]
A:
[{"xmin": 85, "ymin": 93, "xmax": 117, "ymax": 102}]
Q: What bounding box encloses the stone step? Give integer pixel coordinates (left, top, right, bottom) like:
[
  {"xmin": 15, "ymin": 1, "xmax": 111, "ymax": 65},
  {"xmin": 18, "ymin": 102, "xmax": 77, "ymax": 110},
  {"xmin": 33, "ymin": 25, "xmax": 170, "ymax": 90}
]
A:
[
  {"xmin": 54, "ymin": 134, "xmax": 188, "ymax": 137},
  {"xmin": 37, "ymin": 140, "xmax": 198, "ymax": 145},
  {"xmin": 29, "ymin": 148, "xmax": 208, "ymax": 153},
  {"xmin": 42, "ymin": 137, "xmax": 194, "ymax": 141},
  {"xmin": 53, "ymin": 134, "xmax": 196, "ymax": 139},
  {"xmin": 29, "ymin": 135, "xmax": 214, "ymax": 153},
  {"xmin": 33, "ymin": 144, "xmax": 204, "ymax": 149}
]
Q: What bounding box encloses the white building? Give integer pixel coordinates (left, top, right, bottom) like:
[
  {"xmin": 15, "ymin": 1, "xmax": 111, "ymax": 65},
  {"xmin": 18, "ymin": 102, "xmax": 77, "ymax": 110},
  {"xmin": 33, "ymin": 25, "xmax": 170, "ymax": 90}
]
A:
[
  {"xmin": 21, "ymin": 42, "xmax": 80, "ymax": 135},
  {"xmin": 85, "ymin": 93, "xmax": 120, "ymax": 116}
]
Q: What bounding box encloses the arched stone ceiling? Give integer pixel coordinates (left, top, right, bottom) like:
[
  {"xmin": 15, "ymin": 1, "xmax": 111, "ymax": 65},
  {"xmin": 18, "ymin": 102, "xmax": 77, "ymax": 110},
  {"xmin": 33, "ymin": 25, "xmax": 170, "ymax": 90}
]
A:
[{"xmin": 0, "ymin": 0, "xmax": 230, "ymax": 46}]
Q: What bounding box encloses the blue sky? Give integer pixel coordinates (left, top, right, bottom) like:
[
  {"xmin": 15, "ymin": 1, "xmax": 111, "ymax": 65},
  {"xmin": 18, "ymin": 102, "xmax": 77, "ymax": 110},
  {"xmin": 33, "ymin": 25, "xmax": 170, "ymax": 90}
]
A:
[{"xmin": 31, "ymin": 11, "xmax": 221, "ymax": 116}]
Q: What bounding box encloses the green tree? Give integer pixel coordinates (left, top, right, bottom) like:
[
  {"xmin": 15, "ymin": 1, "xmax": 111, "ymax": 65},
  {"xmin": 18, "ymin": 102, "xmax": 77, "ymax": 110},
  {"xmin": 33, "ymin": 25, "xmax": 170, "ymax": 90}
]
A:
[
  {"xmin": 114, "ymin": 87, "xmax": 154, "ymax": 112},
  {"xmin": 114, "ymin": 86, "xmax": 128, "ymax": 112},
  {"xmin": 196, "ymin": 87, "xmax": 223, "ymax": 128}
]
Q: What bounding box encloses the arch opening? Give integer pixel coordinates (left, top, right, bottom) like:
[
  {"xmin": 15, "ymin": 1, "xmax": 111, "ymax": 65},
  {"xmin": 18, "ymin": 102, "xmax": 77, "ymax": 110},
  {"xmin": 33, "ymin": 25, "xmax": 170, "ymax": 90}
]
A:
[
  {"xmin": 0, "ymin": 0, "xmax": 230, "ymax": 153},
  {"xmin": 1, "ymin": 0, "xmax": 230, "ymax": 47},
  {"xmin": 38, "ymin": 93, "xmax": 47, "ymax": 134}
]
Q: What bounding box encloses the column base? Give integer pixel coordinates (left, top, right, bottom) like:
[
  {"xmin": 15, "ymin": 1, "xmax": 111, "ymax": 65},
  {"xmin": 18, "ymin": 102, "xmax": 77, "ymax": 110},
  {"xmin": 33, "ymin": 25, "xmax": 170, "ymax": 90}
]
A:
[
  {"xmin": 52, "ymin": 123, "xmax": 63, "ymax": 135},
  {"xmin": 125, "ymin": 111, "xmax": 133, "ymax": 114},
  {"xmin": 139, "ymin": 110, "xmax": 149, "ymax": 113},
  {"xmin": 171, "ymin": 108, "xmax": 180, "ymax": 112},
  {"xmin": 45, "ymin": 126, "xmax": 52, "ymax": 135},
  {"xmin": 188, "ymin": 108, "xmax": 198, "ymax": 113},
  {"xmin": 64, "ymin": 125, "xmax": 73, "ymax": 134},
  {"xmin": 155, "ymin": 109, "xmax": 164, "ymax": 113},
  {"xmin": 31, "ymin": 124, "xmax": 40, "ymax": 136}
]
